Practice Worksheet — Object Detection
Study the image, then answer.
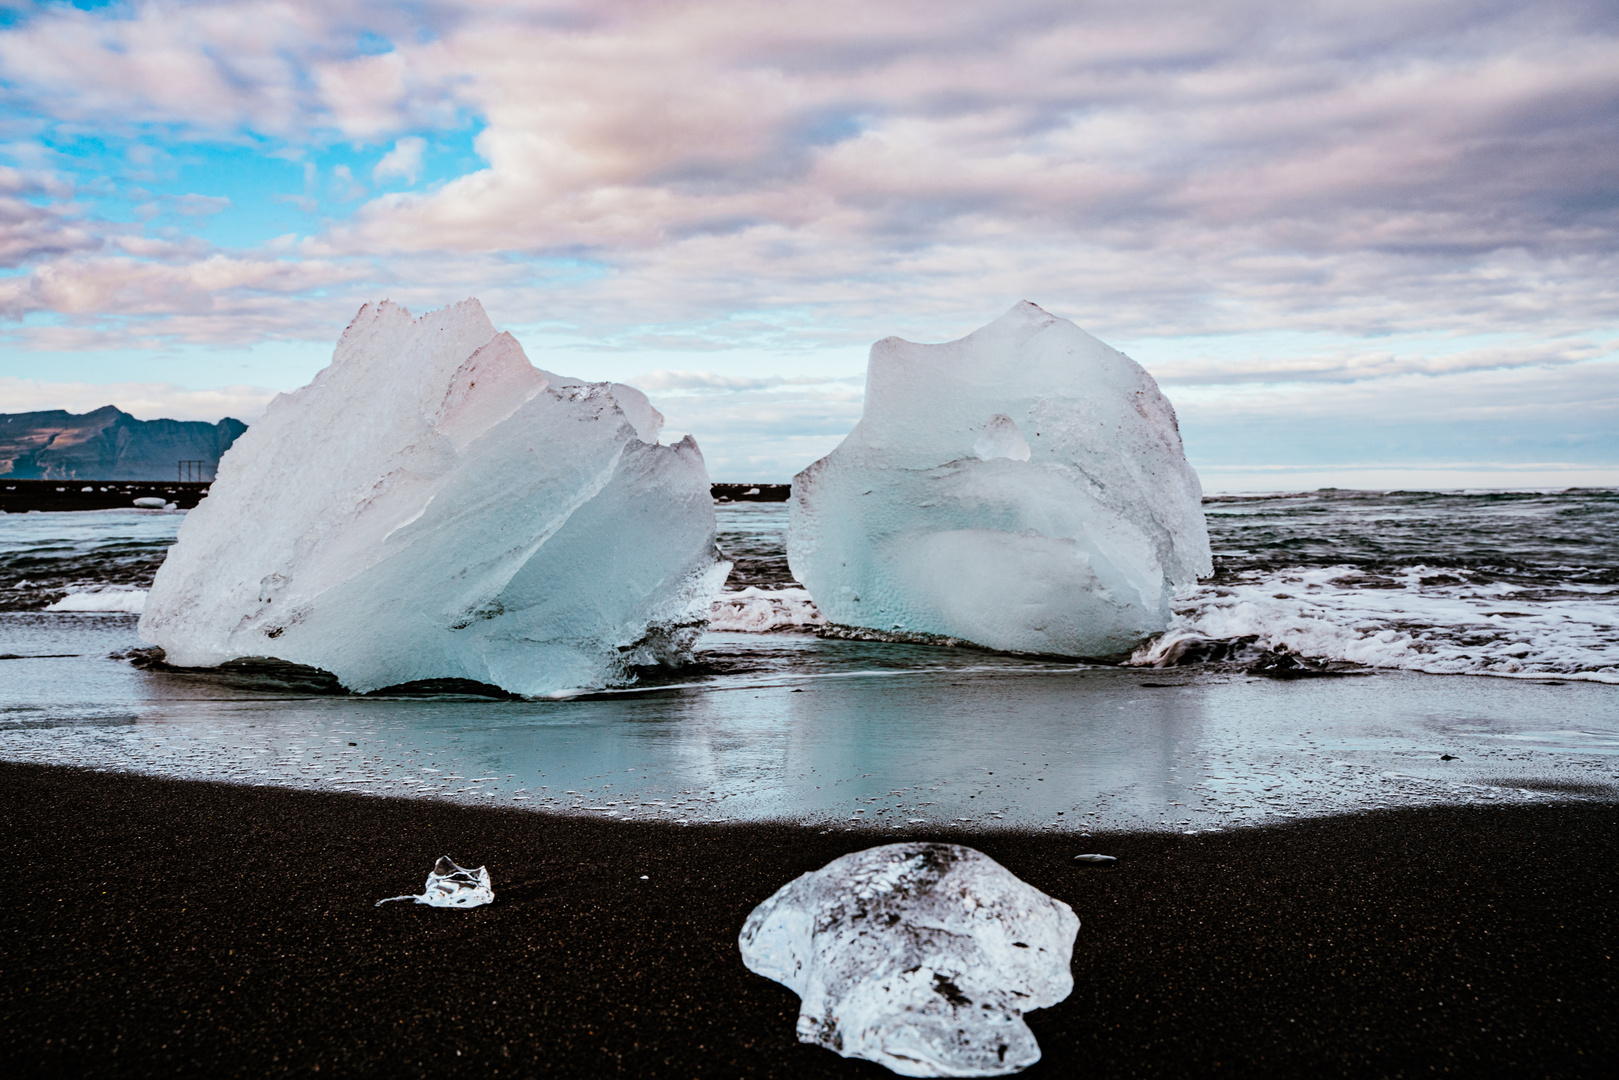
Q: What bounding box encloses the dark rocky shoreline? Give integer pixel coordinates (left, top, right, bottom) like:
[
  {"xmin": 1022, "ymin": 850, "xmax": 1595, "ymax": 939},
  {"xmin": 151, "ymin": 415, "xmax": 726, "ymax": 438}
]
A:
[
  {"xmin": 1, "ymin": 481, "xmax": 790, "ymax": 513},
  {"xmin": 0, "ymin": 479, "xmax": 213, "ymax": 513},
  {"xmin": 1, "ymin": 762, "xmax": 1613, "ymax": 1077}
]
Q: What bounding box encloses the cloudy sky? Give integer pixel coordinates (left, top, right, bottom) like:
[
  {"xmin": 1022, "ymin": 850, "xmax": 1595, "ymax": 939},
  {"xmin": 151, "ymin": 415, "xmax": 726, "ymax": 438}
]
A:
[{"xmin": 1, "ymin": 0, "xmax": 1616, "ymax": 486}]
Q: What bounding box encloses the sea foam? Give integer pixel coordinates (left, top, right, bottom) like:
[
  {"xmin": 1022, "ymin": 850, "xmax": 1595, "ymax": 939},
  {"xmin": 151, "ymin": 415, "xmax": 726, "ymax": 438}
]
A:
[
  {"xmin": 708, "ymin": 587, "xmax": 827, "ymax": 633},
  {"xmin": 44, "ymin": 589, "xmax": 149, "ymax": 614},
  {"xmin": 1133, "ymin": 564, "xmax": 1619, "ymax": 683}
]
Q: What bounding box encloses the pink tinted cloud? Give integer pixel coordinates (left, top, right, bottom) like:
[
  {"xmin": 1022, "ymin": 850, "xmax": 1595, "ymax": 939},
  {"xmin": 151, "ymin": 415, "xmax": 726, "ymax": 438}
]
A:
[
  {"xmin": 1, "ymin": 254, "xmax": 364, "ymax": 323},
  {"xmin": 0, "ymin": 0, "xmax": 463, "ymax": 137},
  {"xmin": 0, "ymin": 0, "xmax": 1613, "ymax": 368},
  {"xmin": 301, "ymin": 0, "xmax": 1619, "ymax": 348},
  {"xmin": 0, "ymin": 166, "xmax": 99, "ymax": 267}
]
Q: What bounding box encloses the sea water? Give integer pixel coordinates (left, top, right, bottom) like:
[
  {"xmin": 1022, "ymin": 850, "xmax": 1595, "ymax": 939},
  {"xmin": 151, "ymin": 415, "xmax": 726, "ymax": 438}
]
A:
[{"xmin": 1, "ymin": 491, "xmax": 1615, "ymax": 832}]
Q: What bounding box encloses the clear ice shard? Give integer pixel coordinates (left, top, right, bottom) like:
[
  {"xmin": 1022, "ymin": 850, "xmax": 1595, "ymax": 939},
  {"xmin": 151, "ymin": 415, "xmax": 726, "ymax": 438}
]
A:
[
  {"xmin": 739, "ymin": 842, "xmax": 1078, "ymax": 1077},
  {"xmin": 787, "ymin": 301, "xmax": 1211, "ymax": 658},
  {"xmin": 138, "ymin": 299, "xmax": 729, "ymax": 696},
  {"xmin": 376, "ymin": 856, "xmax": 494, "ymax": 908}
]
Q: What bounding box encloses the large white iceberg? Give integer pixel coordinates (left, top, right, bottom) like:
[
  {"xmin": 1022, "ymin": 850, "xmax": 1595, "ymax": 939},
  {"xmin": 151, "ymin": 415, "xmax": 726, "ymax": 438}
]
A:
[
  {"xmin": 787, "ymin": 302, "xmax": 1211, "ymax": 657},
  {"xmin": 739, "ymin": 842, "xmax": 1079, "ymax": 1077},
  {"xmin": 139, "ymin": 299, "xmax": 728, "ymax": 696}
]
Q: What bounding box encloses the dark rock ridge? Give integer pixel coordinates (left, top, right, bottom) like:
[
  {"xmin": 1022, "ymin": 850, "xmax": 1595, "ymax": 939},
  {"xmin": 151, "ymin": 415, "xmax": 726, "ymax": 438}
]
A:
[
  {"xmin": 0, "ymin": 479, "xmax": 788, "ymax": 514},
  {"xmin": 711, "ymin": 483, "xmax": 789, "ymax": 502},
  {"xmin": 0, "ymin": 405, "xmax": 246, "ymax": 481},
  {"xmin": 0, "ymin": 480, "xmax": 211, "ymax": 514}
]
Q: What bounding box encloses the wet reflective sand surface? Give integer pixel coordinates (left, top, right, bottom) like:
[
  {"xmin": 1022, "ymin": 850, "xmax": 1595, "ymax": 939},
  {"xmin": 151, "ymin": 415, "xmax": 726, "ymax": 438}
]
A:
[{"xmin": 4, "ymin": 613, "xmax": 1613, "ymax": 832}]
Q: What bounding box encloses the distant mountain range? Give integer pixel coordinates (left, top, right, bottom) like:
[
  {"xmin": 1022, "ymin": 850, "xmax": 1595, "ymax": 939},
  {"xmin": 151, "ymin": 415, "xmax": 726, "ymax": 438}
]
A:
[{"xmin": 0, "ymin": 406, "xmax": 247, "ymax": 481}]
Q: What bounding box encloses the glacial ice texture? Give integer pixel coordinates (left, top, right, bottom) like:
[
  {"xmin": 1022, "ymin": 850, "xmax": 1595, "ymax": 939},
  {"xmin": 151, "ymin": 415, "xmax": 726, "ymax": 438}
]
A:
[
  {"xmin": 139, "ymin": 299, "xmax": 727, "ymax": 696},
  {"xmin": 377, "ymin": 856, "xmax": 494, "ymax": 909},
  {"xmin": 788, "ymin": 302, "xmax": 1211, "ymax": 657},
  {"xmin": 739, "ymin": 843, "xmax": 1078, "ymax": 1077}
]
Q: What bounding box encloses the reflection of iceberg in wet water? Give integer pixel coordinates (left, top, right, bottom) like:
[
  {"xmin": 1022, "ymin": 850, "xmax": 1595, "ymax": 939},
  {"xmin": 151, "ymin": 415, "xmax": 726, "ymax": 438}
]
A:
[
  {"xmin": 789, "ymin": 302, "xmax": 1210, "ymax": 659},
  {"xmin": 6, "ymin": 491, "xmax": 1619, "ymax": 833},
  {"xmin": 377, "ymin": 857, "xmax": 494, "ymax": 909},
  {"xmin": 5, "ymin": 610, "xmax": 1617, "ymax": 832},
  {"xmin": 139, "ymin": 299, "xmax": 728, "ymax": 697}
]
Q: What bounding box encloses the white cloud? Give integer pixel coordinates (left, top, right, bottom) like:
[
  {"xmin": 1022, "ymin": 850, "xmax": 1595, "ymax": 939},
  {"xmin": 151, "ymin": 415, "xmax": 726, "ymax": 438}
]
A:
[
  {"xmin": 4, "ymin": 1, "xmax": 1616, "ymax": 351},
  {"xmin": 0, "ymin": 1, "xmax": 1615, "ymax": 478},
  {"xmin": 373, "ymin": 136, "xmax": 426, "ymax": 185},
  {"xmin": 0, "ymin": 376, "xmax": 277, "ymax": 423},
  {"xmin": 170, "ymin": 193, "xmax": 231, "ymax": 216},
  {"xmin": 0, "ymin": 165, "xmax": 99, "ymax": 267},
  {"xmin": 329, "ymin": 164, "xmax": 366, "ymax": 202},
  {"xmin": 0, "ymin": 1, "xmax": 461, "ymax": 137},
  {"xmin": 634, "ymin": 369, "xmax": 861, "ymax": 392},
  {"xmin": 647, "ymin": 379, "xmax": 867, "ymax": 481},
  {"xmin": 1147, "ymin": 339, "xmax": 1618, "ymax": 386},
  {"xmin": 1, "ymin": 254, "xmax": 363, "ymax": 323}
]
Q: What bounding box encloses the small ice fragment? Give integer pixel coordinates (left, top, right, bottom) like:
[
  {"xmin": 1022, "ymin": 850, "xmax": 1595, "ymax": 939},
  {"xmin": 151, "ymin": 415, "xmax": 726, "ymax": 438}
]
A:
[
  {"xmin": 740, "ymin": 842, "xmax": 1077, "ymax": 1076},
  {"xmin": 375, "ymin": 856, "xmax": 493, "ymax": 908},
  {"xmin": 1073, "ymin": 854, "xmax": 1116, "ymax": 863},
  {"xmin": 132, "ymin": 497, "xmax": 167, "ymax": 509}
]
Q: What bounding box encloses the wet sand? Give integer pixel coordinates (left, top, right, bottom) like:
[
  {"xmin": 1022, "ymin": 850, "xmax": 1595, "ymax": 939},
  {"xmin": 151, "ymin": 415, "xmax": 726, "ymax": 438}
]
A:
[{"xmin": 1, "ymin": 762, "xmax": 1613, "ymax": 1077}]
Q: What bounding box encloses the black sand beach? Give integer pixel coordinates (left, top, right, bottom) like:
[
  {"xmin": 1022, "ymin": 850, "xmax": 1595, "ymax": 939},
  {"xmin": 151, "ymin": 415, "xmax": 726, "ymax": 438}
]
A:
[{"xmin": 2, "ymin": 762, "xmax": 1613, "ymax": 1077}]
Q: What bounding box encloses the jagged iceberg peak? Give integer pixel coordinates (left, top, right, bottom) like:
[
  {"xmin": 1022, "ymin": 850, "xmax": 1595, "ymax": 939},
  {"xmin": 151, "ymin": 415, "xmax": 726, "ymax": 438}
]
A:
[
  {"xmin": 788, "ymin": 301, "xmax": 1211, "ymax": 658},
  {"xmin": 139, "ymin": 298, "xmax": 729, "ymax": 696}
]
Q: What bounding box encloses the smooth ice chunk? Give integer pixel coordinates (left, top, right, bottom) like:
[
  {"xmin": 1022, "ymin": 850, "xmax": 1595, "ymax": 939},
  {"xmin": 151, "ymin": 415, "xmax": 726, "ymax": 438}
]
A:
[
  {"xmin": 788, "ymin": 302, "xmax": 1211, "ymax": 658},
  {"xmin": 376, "ymin": 856, "xmax": 493, "ymax": 908},
  {"xmin": 139, "ymin": 299, "xmax": 728, "ymax": 696},
  {"xmin": 739, "ymin": 842, "xmax": 1078, "ymax": 1077}
]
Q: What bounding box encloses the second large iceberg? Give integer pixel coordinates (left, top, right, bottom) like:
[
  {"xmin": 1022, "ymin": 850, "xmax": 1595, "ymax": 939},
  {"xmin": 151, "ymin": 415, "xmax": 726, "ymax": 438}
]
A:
[
  {"xmin": 139, "ymin": 299, "xmax": 728, "ymax": 696},
  {"xmin": 787, "ymin": 302, "xmax": 1210, "ymax": 658}
]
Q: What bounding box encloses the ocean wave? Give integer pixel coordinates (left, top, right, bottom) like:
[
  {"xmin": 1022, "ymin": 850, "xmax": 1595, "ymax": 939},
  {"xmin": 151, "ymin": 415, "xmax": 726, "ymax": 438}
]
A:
[
  {"xmin": 1132, "ymin": 565, "xmax": 1619, "ymax": 682},
  {"xmin": 44, "ymin": 588, "xmax": 149, "ymax": 614}
]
